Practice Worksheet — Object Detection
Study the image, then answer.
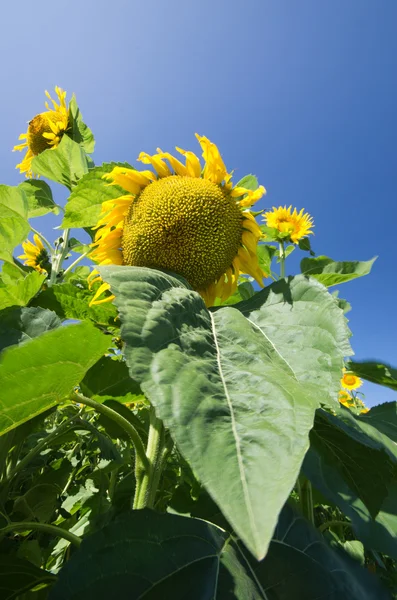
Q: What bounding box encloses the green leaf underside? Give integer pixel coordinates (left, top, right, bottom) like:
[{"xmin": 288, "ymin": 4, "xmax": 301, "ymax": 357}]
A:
[
  {"xmin": 0, "ymin": 306, "xmax": 61, "ymax": 353},
  {"xmin": 18, "ymin": 179, "xmax": 58, "ymax": 218},
  {"xmin": 304, "ymin": 404, "xmax": 397, "ymax": 559},
  {"xmin": 0, "ymin": 271, "xmax": 46, "ymax": 311},
  {"xmin": 49, "ymin": 509, "xmax": 263, "ymax": 600},
  {"xmin": 30, "ymin": 282, "xmax": 117, "ymax": 325},
  {"xmin": 300, "ymin": 255, "xmax": 376, "ymax": 287},
  {"xmin": 68, "ymin": 94, "xmax": 95, "ymax": 154},
  {"xmin": 0, "ymin": 321, "xmax": 109, "ymax": 435},
  {"xmin": 234, "ymin": 275, "xmax": 352, "ymax": 407},
  {"xmin": 61, "ymin": 162, "xmax": 133, "ymax": 228},
  {"xmin": 0, "ymin": 185, "xmax": 30, "ymax": 253},
  {"xmin": 31, "ymin": 135, "xmax": 89, "ymax": 190},
  {"xmin": 252, "ymin": 503, "xmax": 389, "ymax": 600},
  {"xmin": 80, "ymin": 356, "xmax": 143, "ymax": 403},
  {"xmin": 0, "ymin": 555, "xmax": 56, "ymax": 600},
  {"xmin": 348, "ymin": 360, "xmax": 397, "ymax": 391},
  {"xmin": 99, "ymin": 267, "xmax": 350, "ymax": 559}
]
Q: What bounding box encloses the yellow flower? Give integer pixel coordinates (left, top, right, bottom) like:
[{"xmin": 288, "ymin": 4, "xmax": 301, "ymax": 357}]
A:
[
  {"xmin": 264, "ymin": 205, "xmax": 314, "ymax": 243},
  {"xmin": 13, "ymin": 86, "xmax": 69, "ymax": 177},
  {"xmin": 341, "ymin": 369, "xmax": 363, "ymax": 391},
  {"xmin": 18, "ymin": 234, "xmax": 50, "ymax": 274},
  {"xmin": 338, "ymin": 390, "xmax": 354, "ymax": 408},
  {"xmin": 360, "ymin": 407, "xmax": 370, "ymax": 414},
  {"xmin": 89, "ymin": 134, "xmax": 267, "ymax": 307}
]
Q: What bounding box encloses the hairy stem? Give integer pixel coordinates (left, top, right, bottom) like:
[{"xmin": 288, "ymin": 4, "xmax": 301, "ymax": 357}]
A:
[
  {"xmin": 279, "ymin": 241, "xmax": 286, "ymax": 279},
  {"xmin": 133, "ymin": 406, "xmax": 165, "ymax": 509},
  {"xmin": 0, "ymin": 521, "xmax": 81, "ymax": 548},
  {"xmin": 49, "ymin": 228, "xmax": 70, "ymax": 286}
]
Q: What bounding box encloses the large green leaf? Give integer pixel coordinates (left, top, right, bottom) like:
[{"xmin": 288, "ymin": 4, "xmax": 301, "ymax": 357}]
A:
[
  {"xmin": 0, "ymin": 321, "xmax": 109, "ymax": 435},
  {"xmin": 235, "ymin": 275, "xmax": 352, "ymax": 407},
  {"xmin": 99, "ymin": 267, "xmax": 350, "ymax": 559},
  {"xmin": 61, "ymin": 162, "xmax": 133, "ymax": 228},
  {"xmin": 0, "ymin": 306, "xmax": 61, "ymax": 352},
  {"xmin": 348, "ymin": 360, "xmax": 397, "ymax": 391},
  {"xmin": 300, "ymin": 255, "xmax": 376, "ymax": 287},
  {"xmin": 30, "ymin": 282, "xmax": 117, "ymax": 326},
  {"xmin": 359, "ymin": 401, "xmax": 397, "ymax": 441},
  {"xmin": 80, "ymin": 356, "xmax": 143, "ymax": 403},
  {"xmin": 0, "ymin": 271, "xmax": 46, "ymax": 311},
  {"xmin": 252, "ymin": 503, "xmax": 389, "ymax": 600},
  {"xmin": 0, "ymin": 555, "xmax": 56, "ymax": 600},
  {"xmin": 31, "ymin": 135, "xmax": 90, "ymax": 190},
  {"xmin": 49, "ymin": 509, "xmax": 263, "ymax": 600},
  {"xmin": 68, "ymin": 94, "xmax": 95, "ymax": 154},
  {"xmin": 0, "ymin": 185, "xmax": 30, "ymax": 253},
  {"xmin": 303, "ymin": 407, "xmax": 397, "ymax": 559},
  {"xmin": 18, "ymin": 180, "xmax": 58, "ymax": 218}
]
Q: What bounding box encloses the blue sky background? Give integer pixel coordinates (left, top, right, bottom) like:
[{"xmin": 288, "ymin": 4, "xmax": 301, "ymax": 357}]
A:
[{"xmin": 0, "ymin": 0, "xmax": 396, "ymax": 406}]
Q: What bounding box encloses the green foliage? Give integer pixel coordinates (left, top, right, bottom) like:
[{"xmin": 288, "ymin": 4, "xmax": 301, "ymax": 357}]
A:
[
  {"xmin": 61, "ymin": 162, "xmax": 133, "ymax": 228},
  {"xmin": 301, "ymin": 255, "xmax": 377, "ymax": 287},
  {"xmin": 80, "ymin": 356, "xmax": 144, "ymax": 404},
  {"xmin": 31, "ymin": 136, "xmax": 90, "ymax": 190},
  {"xmin": 68, "ymin": 94, "xmax": 95, "ymax": 154},
  {"xmin": 0, "ymin": 185, "xmax": 30, "ymax": 254},
  {"xmin": 0, "ymin": 306, "xmax": 61, "ymax": 352},
  {"xmin": 0, "ymin": 322, "xmax": 110, "ymax": 435},
  {"xmin": 0, "ymin": 555, "xmax": 56, "ymax": 599},
  {"xmin": 348, "ymin": 361, "xmax": 397, "ymax": 391},
  {"xmin": 0, "ymin": 271, "xmax": 46, "ymax": 311},
  {"xmin": 18, "ymin": 180, "xmax": 59, "ymax": 218}
]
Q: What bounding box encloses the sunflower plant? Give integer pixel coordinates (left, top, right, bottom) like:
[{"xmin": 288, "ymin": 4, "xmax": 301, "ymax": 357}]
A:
[{"xmin": 0, "ymin": 88, "xmax": 397, "ymax": 599}]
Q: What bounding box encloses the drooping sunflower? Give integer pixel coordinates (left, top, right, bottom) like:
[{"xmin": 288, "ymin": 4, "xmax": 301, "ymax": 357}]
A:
[
  {"xmin": 13, "ymin": 86, "xmax": 69, "ymax": 177},
  {"xmin": 18, "ymin": 234, "xmax": 50, "ymax": 274},
  {"xmin": 89, "ymin": 134, "xmax": 267, "ymax": 307},
  {"xmin": 264, "ymin": 205, "xmax": 314, "ymax": 243},
  {"xmin": 340, "ymin": 369, "xmax": 363, "ymax": 391}
]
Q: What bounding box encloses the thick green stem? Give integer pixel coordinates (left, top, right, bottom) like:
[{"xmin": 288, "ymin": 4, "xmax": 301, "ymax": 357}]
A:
[
  {"xmin": 72, "ymin": 392, "xmax": 149, "ymax": 472},
  {"xmin": 62, "ymin": 250, "xmax": 91, "ymax": 278},
  {"xmin": 49, "ymin": 228, "xmax": 70, "ymax": 286},
  {"xmin": 299, "ymin": 476, "xmax": 314, "ymax": 524},
  {"xmin": 133, "ymin": 407, "xmax": 165, "ymax": 509},
  {"xmin": 0, "ymin": 522, "xmax": 81, "ymax": 548},
  {"xmin": 279, "ymin": 241, "xmax": 286, "ymax": 279}
]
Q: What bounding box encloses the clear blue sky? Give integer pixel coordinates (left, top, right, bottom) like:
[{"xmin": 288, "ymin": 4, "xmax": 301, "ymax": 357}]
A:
[{"xmin": 1, "ymin": 0, "xmax": 396, "ymax": 406}]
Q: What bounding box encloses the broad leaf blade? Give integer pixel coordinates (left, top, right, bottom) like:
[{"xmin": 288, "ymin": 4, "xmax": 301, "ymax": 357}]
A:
[
  {"xmin": 31, "ymin": 135, "xmax": 89, "ymax": 190},
  {"xmin": 49, "ymin": 509, "xmax": 263, "ymax": 600},
  {"xmin": 0, "ymin": 306, "xmax": 61, "ymax": 352},
  {"xmin": 0, "ymin": 555, "xmax": 55, "ymax": 600},
  {"xmin": 0, "ymin": 185, "xmax": 30, "ymax": 253},
  {"xmin": 300, "ymin": 255, "xmax": 376, "ymax": 287},
  {"xmin": 18, "ymin": 180, "xmax": 58, "ymax": 218},
  {"xmin": 0, "ymin": 271, "xmax": 46, "ymax": 311},
  {"xmin": 99, "ymin": 266, "xmax": 336, "ymax": 559},
  {"xmin": 80, "ymin": 356, "xmax": 143, "ymax": 403},
  {"xmin": 348, "ymin": 360, "xmax": 397, "ymax": 391},
  {"xmin": 68, "ymin": 94, "xmax": 95, "ymax": 154},
  {"xmin": 0, "ymin": 321, "xmax": 109, "ymax": 435}
]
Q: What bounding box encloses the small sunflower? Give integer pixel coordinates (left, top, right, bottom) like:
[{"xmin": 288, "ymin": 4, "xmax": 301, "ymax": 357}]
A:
[
  {"xmin": 264, "ymin": 205, "xmax": 314, "ymax": 243},
  {"xmin": 341, "ymin": 369, "xmax": 363, "ymax": 391},
  {"xmin": 338, "ymin": 390, "xmax": 354, "ymax": 408},
  {"xmin": 13, "ymin": 86, "xmax": 69, "ymax": 177},
  {"xmin": 89, "ymin": 134, "xmax": 267, "ymax": 307},
  {"xmin": 18, "ymin": 234, "xmax": 50, "ymax": 274}
]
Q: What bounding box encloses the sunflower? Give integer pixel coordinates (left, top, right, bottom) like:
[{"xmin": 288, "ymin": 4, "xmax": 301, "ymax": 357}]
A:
[
  {"xmin": 264, "ymin": 206, "xmax": 314, "ymax": 244},
  {"xmin": 89, "ymin": 134, "xmax": 267, "ymax": 307},
  {"xmin": 13, "ymin": 86, "xmax": 69, "ymax": 177},
  {"xmin": 340, "ymin": 369, "xmax": 363, "ymax": 391},
  {"xmin": 338, "ymin": 390, "xmax": 354, "ymax": 408},
  {"xmin": 18, "ymin": 234, "xmax": 50, "ymax": 274}
]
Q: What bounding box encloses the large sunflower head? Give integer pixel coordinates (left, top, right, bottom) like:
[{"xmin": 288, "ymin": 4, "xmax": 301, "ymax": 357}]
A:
[
  {"xmin": 13, "ymin": 86, "xmax": 69, "ymax": 177},
  {"xmin": 90, "ymin": 134, "xmax": 267, "ymax": 307},
  {"xmin": 264, "ymin": 205, "xmax": 314, "ymax": 244},
  {"xmin": 18, "ymin": 234, "xmax": 50, "ymax": 274}
]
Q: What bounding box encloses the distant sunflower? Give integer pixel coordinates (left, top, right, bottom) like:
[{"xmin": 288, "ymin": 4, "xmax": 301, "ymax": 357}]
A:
[
  {"xmin": 13, "ymin": 86, "xmax": 69, "ymax": 177},
  {"xmin": 338, "ymin": 390, "xmax": 354, "ymax": 408},
  {"xmin": 89, "ymin": 134, "xmax": 267, "ymax": 307},
  {"xmin": 341, "ymin": 369, "xmax": 363, "ymax": 391},
  {"xmin": 18, "ymin": 234, "xmax": 50, "ymax": 274},
  {"xmin": 264, "ymin": 205, "xmax": 314, "ymax": 243}
]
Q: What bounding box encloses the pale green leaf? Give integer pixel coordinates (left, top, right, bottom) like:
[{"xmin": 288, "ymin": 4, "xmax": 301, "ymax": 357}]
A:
[
  {"xmin": 0, "ymin": 271, "xmax": 46, "ymax": 311},
  {"xmin": 68, "ymin": 94, "xmax": 95, "ymax": 154},
  {"xmin": 0, "ymin": 185, "xmax": 30, "ymax": 252},
  {"xmin": 31, "ymin": 135, "xmax": 90, "ymax": 190},
  {"xmin": 300, "ymin": 255, "xmax": 377, "ymax": 287}
]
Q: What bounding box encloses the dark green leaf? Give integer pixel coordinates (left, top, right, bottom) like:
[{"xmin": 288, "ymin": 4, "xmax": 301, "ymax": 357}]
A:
[
  {"xmin": 358, "ymin": 401, "xmax": 397, "ymax": 441},
  {"xmin": 0, "ymin": 185, "xmax": 30, "ymax": 253},
  {"xmin": 61, "ymin": 162, "xmax": 133, "ymax": 228},
  {"xmin": 252, "ymin": 503, "xmax": 389, "ymax": 600},
  {"xmin": 30, "ymin": 282, "xmax": 117, "ymax": 326},
  {"xmin": 0, "ymin": 306, "xmax": 61, "ymax": 352},
  {"xmin": 0, "ymin": 271, "xmax": 46, "ymax": 311},
  {"xmin": 235, "ymin": 174, "xmax": 259, "ymax": 191},
  {"xmin": 300, "ymin": 255, "xmax": 376, "ymax": 287},
  {"xmin": 31, "ymin": 135, "xmax": 90, "ymax": 190},
  {"xmin": 348, "ymin": 361, "xmax": 397, "ymax": 391},
  {"xmin": 298, "ymin": 236, "xmax": 315, "ymax": 255},
  {"xmin": 221, "ymin": 281, "xmax": 255, "ymax": 306},
  {"xmin": 0, "ymin": 555, "xmax": 55, "ymax": 600},
  {"xmin": 18, "ymin": 180, "xmax": 58, "ymax": 218},
  {"xmin": 235, "ymin": 275, "xmax": 352, "ymax": 407},
  {"xmin": 99, "ymin": 267, "xmax": 348, "ymax": 559},
  {"xmin": 256, "ymin": 244, "xmax": 277, "ymax": 275},
  {"xmin": 0, "ymin": 321, "xmax": 110, "ymax": 435},
  {"xmin": 13, "ymin": 484, "xmax": 59, "ymax": 523},
  {"xmin": 80, "ymin": 355, "xmax": 143, "ymax": 403},
  {"xmin": 50, "ymin": 509, "xmax": 263, "ymax": 600},
  {"xmin": 68, "ymin": 94, "xmax": 95, "ymax": 154}
]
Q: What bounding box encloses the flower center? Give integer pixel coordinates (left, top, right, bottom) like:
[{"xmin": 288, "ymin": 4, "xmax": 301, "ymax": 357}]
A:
[
  {"xmin": 344, "ymin": 375, "xmax": 356, "ymax": 386},
  {"xmin": 27, "ymin": 111, "xmax": 65, "ymax": 155},
  {"xmin": 122, "ymin": 175, "xmax": 243, "ymax": 290}
]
